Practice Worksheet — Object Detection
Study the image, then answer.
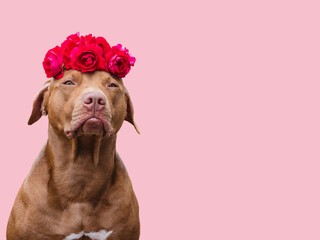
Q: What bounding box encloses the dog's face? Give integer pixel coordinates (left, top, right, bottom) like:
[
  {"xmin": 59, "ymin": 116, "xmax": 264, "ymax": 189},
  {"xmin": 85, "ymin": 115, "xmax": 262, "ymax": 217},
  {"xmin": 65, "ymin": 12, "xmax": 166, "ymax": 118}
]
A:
[{"xmin": 28, "ymin": 69, "xmax": 139, "ymax": 138}]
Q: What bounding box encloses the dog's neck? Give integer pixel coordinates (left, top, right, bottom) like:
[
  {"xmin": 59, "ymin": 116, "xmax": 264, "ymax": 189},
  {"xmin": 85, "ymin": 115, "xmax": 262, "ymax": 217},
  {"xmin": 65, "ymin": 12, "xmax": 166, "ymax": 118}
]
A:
[
  {"xmin": 45, "ymin": 124, "xmax": 117, "ymax": 203},
  {"xmin": 47, "ymin": 124, "xmax": 116, "ymax": 165}
]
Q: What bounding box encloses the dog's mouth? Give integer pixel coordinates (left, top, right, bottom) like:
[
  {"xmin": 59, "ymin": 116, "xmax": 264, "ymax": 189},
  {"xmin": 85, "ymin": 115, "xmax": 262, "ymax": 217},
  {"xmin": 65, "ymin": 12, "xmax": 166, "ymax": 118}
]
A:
[
  {"xmin": 81, "ymin": 117, "xmax": 104, "ymax": 135},
  {"xmin": 65, "ymin": 115, "xmax": 111, "ymax": 139}
]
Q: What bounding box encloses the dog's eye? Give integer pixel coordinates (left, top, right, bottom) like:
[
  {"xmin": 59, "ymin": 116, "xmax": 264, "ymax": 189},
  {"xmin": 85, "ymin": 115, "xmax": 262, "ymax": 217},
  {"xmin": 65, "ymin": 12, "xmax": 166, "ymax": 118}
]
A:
[
  {"xmin": 107, "ymin": 83, "xmax": 118, "ymax": 88},
  {"xmin": 63, "ymin": 80, "xmax": 75, "ymax": 85}
]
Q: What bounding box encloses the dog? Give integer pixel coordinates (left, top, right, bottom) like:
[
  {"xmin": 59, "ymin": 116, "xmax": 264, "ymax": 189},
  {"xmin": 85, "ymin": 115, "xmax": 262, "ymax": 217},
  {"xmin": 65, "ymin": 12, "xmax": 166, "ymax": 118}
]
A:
[{"xmin": 7, "ymin": 69, "xmax": 140, "ymax": 240}]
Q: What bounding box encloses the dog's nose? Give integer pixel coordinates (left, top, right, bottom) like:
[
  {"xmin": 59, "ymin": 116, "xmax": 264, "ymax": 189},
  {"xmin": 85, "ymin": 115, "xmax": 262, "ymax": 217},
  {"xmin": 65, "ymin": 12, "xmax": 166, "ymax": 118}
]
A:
[{"xmin": 83, "ymin": 92, "xmax": 106, "ymax": 111}]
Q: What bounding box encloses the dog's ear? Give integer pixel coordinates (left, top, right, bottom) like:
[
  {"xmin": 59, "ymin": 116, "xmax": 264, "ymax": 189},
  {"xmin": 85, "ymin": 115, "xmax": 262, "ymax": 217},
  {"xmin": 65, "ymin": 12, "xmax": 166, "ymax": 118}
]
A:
[
  {"xmin": 28, "ymin": 79, "xmax": 51, "ymax": 125},
  {"xmin": 124, "ymin": 87, "xmax": 140, "ymax": 134}
]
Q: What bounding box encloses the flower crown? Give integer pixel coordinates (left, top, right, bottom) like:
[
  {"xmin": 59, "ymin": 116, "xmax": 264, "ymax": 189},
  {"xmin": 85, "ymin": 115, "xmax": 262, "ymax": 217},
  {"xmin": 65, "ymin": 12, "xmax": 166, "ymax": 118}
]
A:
[{"xmin": 43, "ymin": 32, "xmax": 135, "ymax": 80}]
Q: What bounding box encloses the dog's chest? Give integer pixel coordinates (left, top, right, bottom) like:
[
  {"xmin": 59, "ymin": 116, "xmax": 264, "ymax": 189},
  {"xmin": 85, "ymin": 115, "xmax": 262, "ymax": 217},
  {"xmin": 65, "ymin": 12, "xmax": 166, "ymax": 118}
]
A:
[
  {"xmin": 61, "ymin": 202, "xmax": 98, "ymax": 227},
  {"xmin": 60, "ymin": 203, "xmax": 113, "ymax": 240},
  {"xmin": 55, "ymin": 162, "xmax": 107, "ymax": 201}
]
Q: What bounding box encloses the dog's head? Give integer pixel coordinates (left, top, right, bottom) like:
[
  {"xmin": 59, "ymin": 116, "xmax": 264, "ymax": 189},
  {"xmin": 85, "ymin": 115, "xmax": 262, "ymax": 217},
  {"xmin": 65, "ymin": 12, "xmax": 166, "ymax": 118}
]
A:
[{"xmin": 28, "ymin": 69, "xmax": 139, "ymax": 138}]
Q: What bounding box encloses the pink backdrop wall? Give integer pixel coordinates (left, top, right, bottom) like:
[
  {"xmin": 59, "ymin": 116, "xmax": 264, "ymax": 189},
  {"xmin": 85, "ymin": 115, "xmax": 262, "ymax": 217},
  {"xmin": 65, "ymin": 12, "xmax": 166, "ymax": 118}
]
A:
[{"xmin": 1, "ymin": 0, "xmax": 320, "ymax": 239}]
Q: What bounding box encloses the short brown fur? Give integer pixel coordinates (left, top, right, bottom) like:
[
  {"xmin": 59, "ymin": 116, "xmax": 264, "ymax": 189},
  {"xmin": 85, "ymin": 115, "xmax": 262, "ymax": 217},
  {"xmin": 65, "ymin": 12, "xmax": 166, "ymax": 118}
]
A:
[{"xmin": 7, "ymin": 70, "xmax": 140, "ymax": 240}]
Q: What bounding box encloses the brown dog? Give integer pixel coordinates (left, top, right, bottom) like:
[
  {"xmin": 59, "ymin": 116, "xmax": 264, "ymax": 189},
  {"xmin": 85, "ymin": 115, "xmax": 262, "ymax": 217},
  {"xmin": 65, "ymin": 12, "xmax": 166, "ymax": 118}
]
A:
[{"xmin": 7, "ymin": 70, "xmax": 140, "ymax": 240}]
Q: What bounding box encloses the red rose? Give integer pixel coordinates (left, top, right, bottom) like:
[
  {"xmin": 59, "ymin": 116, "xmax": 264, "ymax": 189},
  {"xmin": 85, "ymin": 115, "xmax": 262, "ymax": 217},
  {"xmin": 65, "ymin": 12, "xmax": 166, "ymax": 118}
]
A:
[
  {"xmin": 43, "ymin": 33, "xmax": 135, "ymax": 79},
  {"xmin": 42, "ymin": 46, "xmax": 64, "ymax": 79},
  {"xmin": 78, "ymin": 35, "xmax": 110, "ymax": 56},
  {"xmin": 61, "ymin": 33, "xmax": 80, "ymax": 69},
  {"xmin": 105, "ymin": 44, "xmax": 136, "ymax": 78},
  {"xmin": 79, "ymin": 34, "xmax": 96, "ymax": 46},
  {"xmin": 95, "ymin": 37, "xmax": 111, "ymax": 58},
  {"xmin": 70, "ymin": 44, "xmax": 104, "ymax": 72}
]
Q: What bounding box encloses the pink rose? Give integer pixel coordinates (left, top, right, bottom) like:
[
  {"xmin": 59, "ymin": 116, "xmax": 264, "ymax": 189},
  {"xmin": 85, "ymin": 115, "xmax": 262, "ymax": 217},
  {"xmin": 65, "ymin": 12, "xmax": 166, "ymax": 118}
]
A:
[
  {"xmin": 105, "ymin": 44, "xmax": 136, "ymax": 78},
  {"xmin": 61, "ymin": 32, "xmax": 80, "ymax": 69},
  {"xmin": 42, "ymin": 46, "xmax": 64, "ymax": 79},
  {"xmin": 70, "ymin": 44, "xmax": 104, "ymax": 72}
]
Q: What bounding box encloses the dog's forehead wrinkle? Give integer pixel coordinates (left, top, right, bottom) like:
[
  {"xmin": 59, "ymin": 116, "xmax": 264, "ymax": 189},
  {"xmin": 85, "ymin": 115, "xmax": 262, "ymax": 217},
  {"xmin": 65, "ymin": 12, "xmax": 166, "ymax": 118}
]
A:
[
  {"xmin": 82, "ymin": 87, "xmax": 106, "ymax": 97},
  {"xmin": 65, "ymin": 70, "xmax": 82, "ymax": 79}
]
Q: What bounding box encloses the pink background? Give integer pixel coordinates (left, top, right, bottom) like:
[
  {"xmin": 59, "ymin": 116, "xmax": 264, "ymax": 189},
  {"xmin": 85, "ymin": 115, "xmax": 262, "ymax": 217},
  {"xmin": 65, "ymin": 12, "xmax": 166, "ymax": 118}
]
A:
[{"xmin": 1, "ymin": 0, "xmax": 320, "ymax": 239}]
